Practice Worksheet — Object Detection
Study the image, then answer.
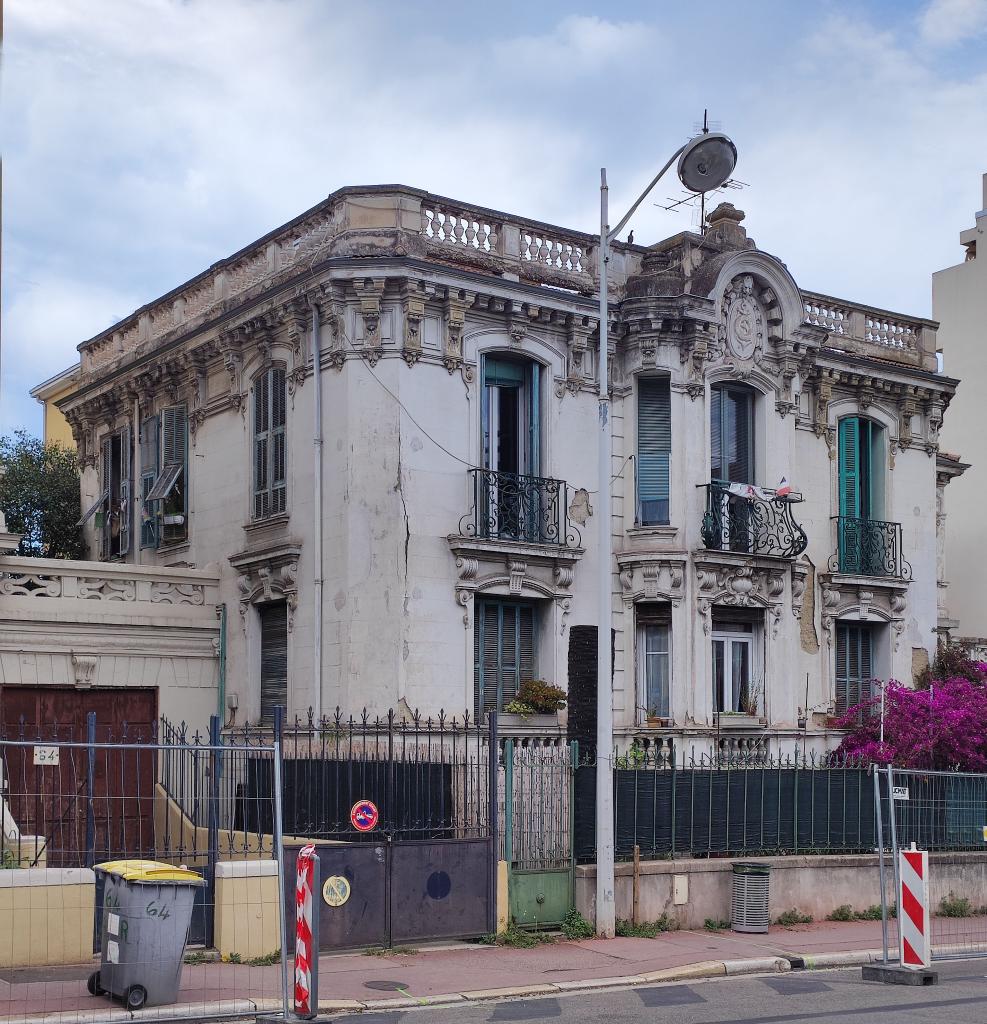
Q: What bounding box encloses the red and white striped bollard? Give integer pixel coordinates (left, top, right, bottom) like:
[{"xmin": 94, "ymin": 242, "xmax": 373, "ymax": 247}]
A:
[
  {"xmin": 294, "ymin": 844, "xmax": 320, "ymax": 1017},
  {"xmin": 898, "ymin": 843, "xmax": 931, "ymax": 970}
]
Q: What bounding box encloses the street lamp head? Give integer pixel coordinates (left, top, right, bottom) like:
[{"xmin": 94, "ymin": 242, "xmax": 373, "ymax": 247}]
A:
[{"xmin": 676, "ymin": 132, "xmax": 738, "ymax": 193}]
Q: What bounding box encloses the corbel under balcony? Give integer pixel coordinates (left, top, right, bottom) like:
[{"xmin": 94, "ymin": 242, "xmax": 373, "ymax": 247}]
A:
[
  {"xmin": 818, "ymin": 572, "xmax": 908, "ymax": 651},
  {"xmin": 448, "ymin": 536, "xmax": 582, "ymax": 628},
  {"xmin": 616, "ymin": 552, "xmax": 687, "ymax": 605}
]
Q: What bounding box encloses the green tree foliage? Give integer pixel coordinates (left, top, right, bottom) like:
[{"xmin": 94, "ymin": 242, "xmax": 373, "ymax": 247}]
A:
[{"xmin": 0, "ymin": 431, "xmax": 85, "ymax": 559}]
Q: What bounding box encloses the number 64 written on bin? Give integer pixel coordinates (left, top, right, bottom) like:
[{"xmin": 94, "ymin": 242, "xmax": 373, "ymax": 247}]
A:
[{"xmin": 145, "ymin": 900, "xmax": 171, "ymax": 920}]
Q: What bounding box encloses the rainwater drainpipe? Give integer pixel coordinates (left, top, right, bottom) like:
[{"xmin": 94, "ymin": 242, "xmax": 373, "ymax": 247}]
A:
[
  {"xmin": 311, "ymin": 300, "xmax": 324, "ymax": 725},
  {"xmin": 216, "ymin": 603, "xmax": 227, "ymax": 724}
]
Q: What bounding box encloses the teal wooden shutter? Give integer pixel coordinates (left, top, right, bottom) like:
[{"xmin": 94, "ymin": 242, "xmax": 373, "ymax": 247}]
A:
[
  {"xmin": 839, "ymin": 418, "xmax": 860, "ymax": 519},
  {"xmin": 527, "ymin": 362, "xmax": 540, "ymax": 477},
  {"xmin": 637, "ymin": 377, "xmax": 671, "ymax": 524}
]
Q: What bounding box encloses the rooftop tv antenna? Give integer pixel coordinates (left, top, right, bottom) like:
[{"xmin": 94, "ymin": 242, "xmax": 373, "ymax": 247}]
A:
[{"xmin": 655, "ymin": 110, "xmax": 747, "ymax": 228}]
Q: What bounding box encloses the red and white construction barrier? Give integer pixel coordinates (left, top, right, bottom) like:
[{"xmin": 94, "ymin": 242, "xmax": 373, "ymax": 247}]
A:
[
  {"xmin": 294, "ymin": 844, "xmax": 320, "ymax": 1018},
  {"xmin": 899, "ymin": 844, "xmax": 931, "ymax": 970}
]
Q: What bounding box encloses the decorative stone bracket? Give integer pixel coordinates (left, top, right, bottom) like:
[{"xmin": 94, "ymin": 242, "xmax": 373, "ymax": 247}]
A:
[
  {"xmin": 694, "ymin": 554, "xmax": 786, "ymax": 637},
  {"xmin": 448, "ymin": 537, "xmax": 582, "ymax": 633},
  {"xmin": 819, "ymin": 574, "xmax": 908, "ymax": 650},
  {"xmin": 229, "ymin": 542, "xmax": 302, "ymax": 632},
  {"xmin": 616, "ymin": 553, "xmax": 686, "ymax": 604}
]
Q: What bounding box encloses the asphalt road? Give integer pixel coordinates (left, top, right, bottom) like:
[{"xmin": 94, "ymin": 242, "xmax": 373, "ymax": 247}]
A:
[{"xmin": 333, "ymin": 961, "xmax": 987, "ymax": 1024}]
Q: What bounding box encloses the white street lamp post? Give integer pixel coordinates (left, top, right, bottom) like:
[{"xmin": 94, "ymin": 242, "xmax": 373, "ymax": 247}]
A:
[{"xmin": 595, "ymin": 132, "xmax": 738, "ymax": 937}]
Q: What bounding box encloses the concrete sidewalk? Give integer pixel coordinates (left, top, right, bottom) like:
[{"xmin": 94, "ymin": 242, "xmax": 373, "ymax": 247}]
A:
[{"xmin": 0, "ymin": 918, "xmax": 903, "ymax": 1022}]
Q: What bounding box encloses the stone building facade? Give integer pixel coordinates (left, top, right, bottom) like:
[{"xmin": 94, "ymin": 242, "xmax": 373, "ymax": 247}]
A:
[{"xmin": 45, "ymin": 185, "xmax": 961, "ymax": 753}]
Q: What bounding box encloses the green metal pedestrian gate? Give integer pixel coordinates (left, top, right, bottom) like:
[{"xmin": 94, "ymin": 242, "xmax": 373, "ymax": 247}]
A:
[{"xmin": 502, "ymin": 740, "xmax": 576, "ymax": 928}]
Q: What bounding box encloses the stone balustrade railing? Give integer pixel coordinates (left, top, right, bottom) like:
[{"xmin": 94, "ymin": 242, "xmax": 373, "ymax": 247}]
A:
[
  {"xmin": 77, "ymin": 186, "xmax": 639, "ymax": 375},
  {"xmin": 803, "ymin": 290, "xmax": 937, "ymax": 370},
  {"xmin": 0, "ymin": 555, "xmax": 220, "ymax": 617}
]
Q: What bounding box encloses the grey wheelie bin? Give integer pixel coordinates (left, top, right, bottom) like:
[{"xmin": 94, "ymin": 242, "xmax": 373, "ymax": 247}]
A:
[{"xmin": 88, "ymin": 859, "xmax": 205, "ymax": 1010}]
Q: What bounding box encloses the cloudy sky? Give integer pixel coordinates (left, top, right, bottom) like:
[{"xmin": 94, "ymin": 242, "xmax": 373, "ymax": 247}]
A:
[{"xmin": 3, "ymin": 0, "xmax": 986, "ymax": 436}]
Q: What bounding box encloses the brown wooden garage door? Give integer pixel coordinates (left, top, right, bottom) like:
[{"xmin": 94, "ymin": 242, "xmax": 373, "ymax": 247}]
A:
[{"xmin": 0, "ymin": 687, "xmax": 158, "ymax": 867}]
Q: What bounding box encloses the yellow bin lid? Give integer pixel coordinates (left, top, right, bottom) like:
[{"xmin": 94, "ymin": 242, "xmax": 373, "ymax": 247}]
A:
[{"xmin": 95, "ymin": 859, "xmax": 205, "ymax": 885}]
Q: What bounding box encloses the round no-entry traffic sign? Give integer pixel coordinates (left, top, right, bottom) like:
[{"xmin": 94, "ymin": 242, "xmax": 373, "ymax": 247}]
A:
[{"xmin": 350, "ymin": 799, "xmax": 379, "ymax": 832}]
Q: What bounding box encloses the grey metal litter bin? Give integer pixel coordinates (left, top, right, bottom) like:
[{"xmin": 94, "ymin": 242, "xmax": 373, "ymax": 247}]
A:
[
  {"xmin": 731, "ymin": 861, "xmax": 771, "ymax": 933},
  {"xmin": 88, "ymin": 859, "xmax": 205, "ymax": 1010}
]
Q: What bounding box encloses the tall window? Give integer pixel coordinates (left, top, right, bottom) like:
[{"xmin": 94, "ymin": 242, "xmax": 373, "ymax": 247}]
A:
[
  {"xmin": 85, "ymin": 427, "xmax": 131, "ymax": 559},
  {"xmin": 259, "ymin": 601, "xmax": 288, "ymax": 723},
  {"xmin": 835, "ymin": 622, "xmax": 874, "ymax": 717},
  {"xmin": 838, "ymin": 417, "xmax": 886, "ymax": 573},
  {"xmin": 481, "ymin": 357, "xmax": 540, "ymax": 476},
  {"xmin": 711, "ymin": 384, "xmax": 755, "ymax": 484},
  {"xmin": 637, "ymin": 377, "xmax": 671, "ymax": 525},
  {"xmin": 637, "ymin": 605, "xmax": 671, "ymax": 719},
  {"xmin": 254, "ymin": 367, "xmax": 287, "ymax": 519},
  {"xmin": 712, "ymin": 620, "xmax": 756, "ymax": 715},
  {"xmin": 474, "ymin": 599, "xmax": 536, "ymax": 717},
  {"xmin": 144, "ymin": 405, "xmax": 189, "ymax": 545}
]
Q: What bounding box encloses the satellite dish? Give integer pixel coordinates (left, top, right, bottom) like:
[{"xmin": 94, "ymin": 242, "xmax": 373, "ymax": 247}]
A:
[{"xmin": 677, "ymin": 132, "xmax": 738, "ymax": 193}]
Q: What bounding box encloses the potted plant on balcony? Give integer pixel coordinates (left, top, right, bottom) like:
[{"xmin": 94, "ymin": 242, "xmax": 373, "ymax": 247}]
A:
[
  {"xmin": 717, "ymin": 680, "xmax": 766, "ymax": 729},
  {"xmin": 644, "ymin": 707, "xmax": 669, "ymax": 728},
  {"xmin": 499, "ymin": 680, "xmax": 566, "ymax": 730}
]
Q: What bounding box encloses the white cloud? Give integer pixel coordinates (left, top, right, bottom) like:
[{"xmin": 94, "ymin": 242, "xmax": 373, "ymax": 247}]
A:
[
  {"xmin": 919, "ymin": 0, "xmax": 987, "ymax": 46},
  {"xmin": 3, "ymin": 1, "xmax": 987, "ymax": 438}
]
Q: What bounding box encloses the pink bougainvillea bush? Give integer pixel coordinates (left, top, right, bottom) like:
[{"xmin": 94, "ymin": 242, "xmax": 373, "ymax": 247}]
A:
[{"xmin": 836, "ymin": 677, "xmax": 987, "ymax": 771}]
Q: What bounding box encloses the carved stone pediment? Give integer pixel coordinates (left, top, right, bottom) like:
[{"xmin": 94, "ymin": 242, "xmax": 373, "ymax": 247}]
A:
[
  {"xmin": 448, "ymin": 537, "xmax": 582, "ymax": 633},
  {"xmin": 229, "ymin": 541, "xmax": 302, "ymax": 632},
  {"xmin": 694, "ymin": 552, "xmax": 787, "ymax": 637},
  {"xmin": 818, "ymin": 573, "xmax": 908, "ymax": 650}
]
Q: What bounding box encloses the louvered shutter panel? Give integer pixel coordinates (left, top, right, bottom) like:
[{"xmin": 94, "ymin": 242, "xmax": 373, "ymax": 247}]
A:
[
  {"xmin": 118, "ymin": 425, "xmax": 131, "ymax": 556},
  {"xmin": 637, "ymin": 377, "xmax": 671, "ymax": 524},
  {"xmin": 859, "ymin": 626, "xmax": 873, "ymax": 707},
  {"xmin": 475, "ymin": 603, "xmax": 503, "ymax": 716},
  {"xmin": 527, "ymin": 362, "xmax": 540, "ymax": 477},
  {"xmin": 500, "ymin": 604, "xmax": 519, "ymax": 710},
  {"xmin": 518, "ymin": 605, "xmax": 535, "ymax": 689},
  {"xmin": 140, "ymin": 416, "xmax": 159, "ymax": 548},
  {"xmin": 839, "ymin": 418, "xmax": 860, "ymax": 573},
  {"xmin": 259, "ymin": 601, "xmax": 288, "ymax": 723},
  {"xmin": 254, "ymin": 371, "xmax": 271, "ymax": 519},
  {"xmin": 271, "ymin": 367, "xmax": 287, "ymax": 515},
  {"xmin": 162, "ymin": 406, "xmax": 186, "ymax": 468},
  {"xmin": 710, "ymin": 387, "xmax": 723, "ymax": 481},
  {"xmin": 731, "ymin": 389, "xmax": 753, "ymax": 484},
  {"xmin": 100, "ymin": 437, "xmax": 113, "ymax": 559}
]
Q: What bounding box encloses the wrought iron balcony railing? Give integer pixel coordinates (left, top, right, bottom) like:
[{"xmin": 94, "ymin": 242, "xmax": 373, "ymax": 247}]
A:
[
  {"xmin": 460, "ymin": 468, "xmax": 580, "ymax": 547},
  {"xmin": 830, "ymin": 516, "xmax": 912, "ymax": 580},
  {"xmin": 700, "ymin": 480, "xmax": 808, "ymax": 558}
]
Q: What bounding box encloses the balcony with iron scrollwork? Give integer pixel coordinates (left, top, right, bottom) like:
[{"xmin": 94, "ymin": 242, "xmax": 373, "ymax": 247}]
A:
[
  {"xmin": 700, "ymin": 481, "xmax": 808, "ymax": 559},
  {"xmin": 459, "ymin": 468, "xmax": 581, "ymax": 548},
  {"xmin": 829, "ymin": 516, "xmax": 912, "ymax": 581}
]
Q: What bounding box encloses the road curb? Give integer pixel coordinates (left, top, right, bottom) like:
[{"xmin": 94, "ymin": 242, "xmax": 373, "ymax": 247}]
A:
[{"xmin": 723, "ymin": 956, "xmax": 791, "ymax": 976}]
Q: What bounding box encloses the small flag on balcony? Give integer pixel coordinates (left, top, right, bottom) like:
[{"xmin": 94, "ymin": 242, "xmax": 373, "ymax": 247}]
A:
[{"xmin": 776, "ymin": 477, "xmax": 792, "ymax": 498}]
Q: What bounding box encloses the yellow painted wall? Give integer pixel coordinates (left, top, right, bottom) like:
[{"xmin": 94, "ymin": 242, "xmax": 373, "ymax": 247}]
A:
[
  {"xmin": 0, "ymin": 869, "xmax": 95, "ymax": 968},
  {"xmin": 214, "ymin": 864, "xmax": 282, "ymax": 959},
  {"xmin": 39, "ymin": 381, "xmax": 77, "ymax": 450}
]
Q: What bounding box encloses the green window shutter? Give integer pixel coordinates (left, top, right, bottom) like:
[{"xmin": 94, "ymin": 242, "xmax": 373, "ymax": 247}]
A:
[
  {"xmin": 835, "ymin": 623, "xmax": 873, "ymax": 716},
  {"xmin": 711, "ymin": 385, "xmax": 754, "ymax": 484},
  {"xmin": 527, "ymin": 362, "xmax": 540, "ymax": 477},
  {"xmin": 839, "ymin": 417, "xmax": 860, "ymax": 519},
  {"xmin": 637, "ymin": 377, "xmax": 671, "ymax": 524}
]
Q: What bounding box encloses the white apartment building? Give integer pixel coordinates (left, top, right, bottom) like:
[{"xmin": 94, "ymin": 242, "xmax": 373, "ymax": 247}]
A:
[
  {"xmin": 935, "ymin": 172, "xmax": 986, "ymax": 651},
  {"xmin": 40, "ymin": 185, "xmax": 960, "ymax": 754}
]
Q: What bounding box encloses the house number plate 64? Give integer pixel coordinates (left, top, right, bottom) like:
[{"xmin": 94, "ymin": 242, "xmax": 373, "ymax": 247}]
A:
[{"xmin": 33, "ymin": 746, "xmax": 59, "ymax": 767}]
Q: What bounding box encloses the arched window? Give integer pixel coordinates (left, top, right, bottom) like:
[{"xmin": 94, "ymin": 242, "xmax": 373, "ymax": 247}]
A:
[{"xmin": 253, "ymin": 366, "xmax": 287, "ymax": 519}]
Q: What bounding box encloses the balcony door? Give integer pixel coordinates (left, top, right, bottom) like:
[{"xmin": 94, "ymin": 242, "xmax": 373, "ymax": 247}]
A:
[
  {"xmin": 482, "ymin": 357, "xmax": 540, "ymax": 476},
  {"xmin": 838, "ymin": 417, "xmax": 886, "ymax": 574},
  {"xmin": 710, "ymin": 384, "xmax": 755, "ymax": 551},
  {"xmin": 481, "ymin": 356, "xmax": 541, "ymax": 540},
  {"xmin": 712, "ymin": 624, "xmax": 754, "ymax": 715}
]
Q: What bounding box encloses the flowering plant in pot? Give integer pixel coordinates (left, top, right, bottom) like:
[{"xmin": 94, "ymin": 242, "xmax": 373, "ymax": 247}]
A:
[{"xmin": 501, "ymin": 680, "xmax": 566, "ymax": 725}]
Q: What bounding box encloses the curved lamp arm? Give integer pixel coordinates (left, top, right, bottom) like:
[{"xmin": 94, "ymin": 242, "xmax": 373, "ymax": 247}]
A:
[{"xmin": 607, "ymin": 144, "xmax": 687, "ymax": 244}]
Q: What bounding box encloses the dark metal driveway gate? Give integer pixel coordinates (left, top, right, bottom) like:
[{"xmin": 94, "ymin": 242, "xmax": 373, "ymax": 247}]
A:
[{"xmin": 267, "ymin": 709, "xmax": 498, "ymax": 950}]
